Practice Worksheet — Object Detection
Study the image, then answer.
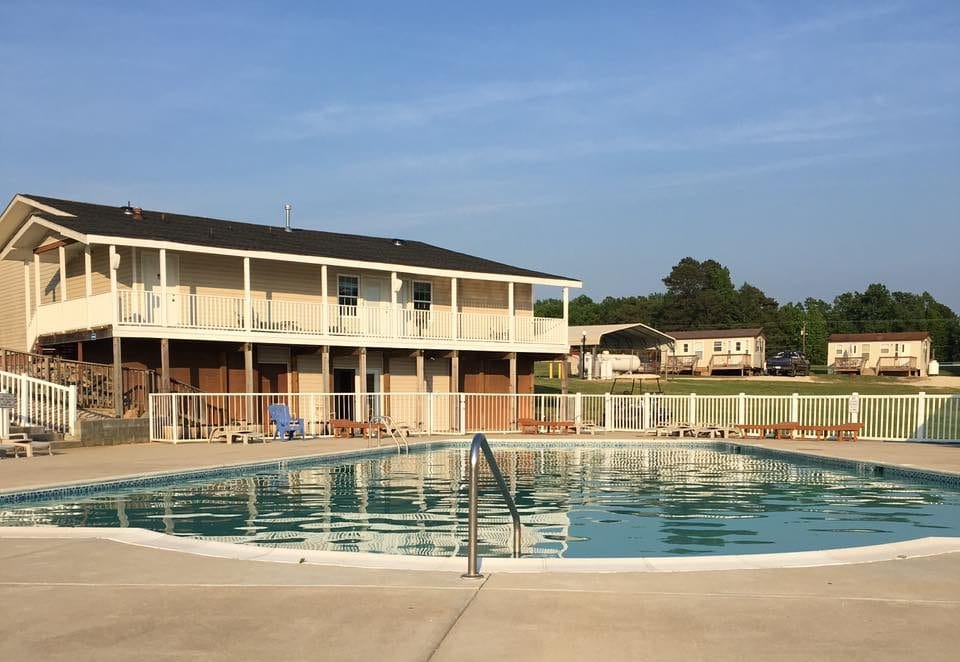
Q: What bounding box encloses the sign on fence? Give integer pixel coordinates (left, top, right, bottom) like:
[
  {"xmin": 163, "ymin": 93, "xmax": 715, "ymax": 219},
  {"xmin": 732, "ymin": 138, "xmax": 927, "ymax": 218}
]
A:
[{"xmin": 0, "ymin": 392, "xmax": 15, "ymax": 409}]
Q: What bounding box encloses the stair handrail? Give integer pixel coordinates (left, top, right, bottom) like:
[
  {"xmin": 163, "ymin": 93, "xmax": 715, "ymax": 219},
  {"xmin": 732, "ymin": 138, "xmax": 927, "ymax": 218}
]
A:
[{"xmin": 463, "ymin": 433, "xmax": 521, "ymax": 578}]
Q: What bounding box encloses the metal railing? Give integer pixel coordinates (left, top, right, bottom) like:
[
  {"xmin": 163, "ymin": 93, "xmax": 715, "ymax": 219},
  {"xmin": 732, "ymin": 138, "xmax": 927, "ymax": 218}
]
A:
[
  {"xmin": 463, "ymin": 433, "xmax": 521, "ymax": 578},
  {"xmin": 371, "ymin": 414, "xmax": 409, "ymax": 454}
]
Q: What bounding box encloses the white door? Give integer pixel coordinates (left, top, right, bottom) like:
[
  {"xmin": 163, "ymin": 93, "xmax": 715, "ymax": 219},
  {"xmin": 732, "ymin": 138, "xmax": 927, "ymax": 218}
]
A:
[
  {"xmin": 361, "ymin": 278, "xmax": 388, "ymax": 336},
  {"xmin": 141, "ymin": 252, "xmax": 180, "ymax": 326}
]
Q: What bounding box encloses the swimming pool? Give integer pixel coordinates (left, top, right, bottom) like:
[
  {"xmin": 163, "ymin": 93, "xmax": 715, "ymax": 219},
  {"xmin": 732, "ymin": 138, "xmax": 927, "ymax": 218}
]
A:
[{"xmin": 2, "ymin": 441, "xmax": 959, "ymax": 558}]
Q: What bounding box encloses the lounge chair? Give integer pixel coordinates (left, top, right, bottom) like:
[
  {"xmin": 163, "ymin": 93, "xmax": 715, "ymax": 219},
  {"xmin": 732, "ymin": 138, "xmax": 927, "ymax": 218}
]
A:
[
  {"xmin": 2, "ymin": 432, "xmax": 52, "ymax": 457},
  {"xmin": 268, "ymin": 404, "xmax": 305, "ymax": 440}
]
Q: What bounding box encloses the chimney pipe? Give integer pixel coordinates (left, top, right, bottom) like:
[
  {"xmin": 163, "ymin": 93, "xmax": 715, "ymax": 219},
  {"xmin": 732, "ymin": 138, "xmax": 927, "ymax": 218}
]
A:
[{"xmin": 283, "ymin": 203, "xmax": 292, "ymax": 232}]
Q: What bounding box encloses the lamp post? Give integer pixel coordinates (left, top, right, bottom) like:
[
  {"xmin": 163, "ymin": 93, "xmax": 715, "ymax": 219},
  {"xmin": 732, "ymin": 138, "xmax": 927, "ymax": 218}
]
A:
[{"xmin": 580, "ymin": 332, "xmax": 586, "ymax": 379}]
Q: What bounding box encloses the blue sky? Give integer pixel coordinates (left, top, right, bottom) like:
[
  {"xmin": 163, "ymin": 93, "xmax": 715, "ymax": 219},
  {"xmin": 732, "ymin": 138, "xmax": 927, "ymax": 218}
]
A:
[{"xmin": 1, "ymin": 1, "xmax": 958, "ymax": 309}]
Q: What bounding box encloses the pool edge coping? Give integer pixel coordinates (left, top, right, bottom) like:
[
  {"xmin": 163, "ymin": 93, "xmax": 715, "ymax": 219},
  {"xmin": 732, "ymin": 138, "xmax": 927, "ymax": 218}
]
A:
[{"xmin": 2, "ymin": 526, "xmax": 958, "ymax": 574}]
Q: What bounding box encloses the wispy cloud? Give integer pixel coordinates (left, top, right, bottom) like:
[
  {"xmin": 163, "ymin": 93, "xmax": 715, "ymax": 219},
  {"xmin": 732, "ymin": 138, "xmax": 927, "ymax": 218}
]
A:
[
  {"xmin": 269, "ymin": 78, "xmax": 599, "ymax": 139},
  {"xmin": 774, "ymin": 3, "xmax": 906, "ymax": 40},
  {"xmin": 342, "ymin": 198, "xmax": 558, "ymax": 232},
  {"xmin": 340, "ymin": 99, "xmax": 933, "ymax": 173}
]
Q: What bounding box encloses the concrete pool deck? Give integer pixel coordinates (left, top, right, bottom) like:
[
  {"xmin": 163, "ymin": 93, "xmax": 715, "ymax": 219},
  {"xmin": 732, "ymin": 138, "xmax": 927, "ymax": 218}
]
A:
[{"xmin": 1, "ymin": 435, "xmax": 959, "ymax": 659}]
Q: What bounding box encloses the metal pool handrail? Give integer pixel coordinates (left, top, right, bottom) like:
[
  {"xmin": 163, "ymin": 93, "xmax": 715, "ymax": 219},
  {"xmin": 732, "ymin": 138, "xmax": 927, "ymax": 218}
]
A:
[{"xmin": 463, "ymin": 433, "xmax": 521, "ymax": 578}]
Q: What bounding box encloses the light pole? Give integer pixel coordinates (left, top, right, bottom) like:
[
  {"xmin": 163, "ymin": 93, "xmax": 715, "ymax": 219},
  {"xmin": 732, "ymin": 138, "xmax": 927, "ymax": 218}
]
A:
[{"xmin": 580, "ymin": 332, "xmax": 586, "ymax": 378}]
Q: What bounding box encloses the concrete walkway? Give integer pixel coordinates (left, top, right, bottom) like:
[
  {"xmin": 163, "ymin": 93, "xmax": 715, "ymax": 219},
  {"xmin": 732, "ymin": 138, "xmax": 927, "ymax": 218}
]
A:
[
  {"xmin": 1, "ymin": 436, "xmax": 959, "ymax": 659},
  {"xmin": 0, "ymin": 537, "xmax": 957, "ymax": 661}
]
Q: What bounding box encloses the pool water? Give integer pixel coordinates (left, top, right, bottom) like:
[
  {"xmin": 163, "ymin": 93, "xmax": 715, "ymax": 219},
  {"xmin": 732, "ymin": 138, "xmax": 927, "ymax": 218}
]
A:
[{"xmin": 2, "ymin": 443, "xmax": 958, "ymax": 557}]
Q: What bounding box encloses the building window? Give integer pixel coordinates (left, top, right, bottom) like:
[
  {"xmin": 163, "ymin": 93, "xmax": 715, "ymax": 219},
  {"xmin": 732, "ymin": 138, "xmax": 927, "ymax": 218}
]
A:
[
  {"xmin": 881, "ymin": 344, "xmax": 890, "ymax": 354},
  {"xmin": 713, "ymin": 341, "xmax": 722, "ymax": 352},
  {"xmin": 682, "ymin": 343, "xmax": 689, "ymax": 353},
  {"xmin": 412, "ymin": 281, "xmax": 432, "ymax": 311},
  {"xmin": 338, "ymin": 275, "xmax": 359, "ymax": 309},
  {"xmin": 735, "ymin": 341, "xmax": 742, "ymax": 352}
]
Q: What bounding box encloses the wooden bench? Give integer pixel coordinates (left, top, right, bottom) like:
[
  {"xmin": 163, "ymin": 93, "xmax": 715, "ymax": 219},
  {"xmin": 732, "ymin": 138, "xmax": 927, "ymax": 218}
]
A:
[
  {"xmin": 736, "ymin": 422, "xmax": 798, "ymax": 439},
  {"xmin": 330, "ymin": 420, "xmax": 387, "ymax": 439},
  {"xmin": 518, "ymin": 418, "xmax": 578, "ymax": 434}
]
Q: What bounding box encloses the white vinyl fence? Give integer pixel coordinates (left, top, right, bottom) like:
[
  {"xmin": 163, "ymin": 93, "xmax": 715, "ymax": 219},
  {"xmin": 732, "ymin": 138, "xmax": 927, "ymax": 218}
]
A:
[
  {"xmin": 0, "ymin": 370, "xmax": 77, "ymax": 435},
  {"xmin": 149, "ymin": 390, "xmax": 960, "ymax": 444}
]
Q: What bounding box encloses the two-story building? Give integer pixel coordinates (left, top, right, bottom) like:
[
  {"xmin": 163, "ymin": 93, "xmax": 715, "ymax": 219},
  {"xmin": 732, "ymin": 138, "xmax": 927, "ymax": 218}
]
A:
[
  {"xmin": 662, "ymin": 328, "xmax": 766, "ymax": 376},
  {"xmin": 0, "ymin": 194, "xmax": 580, "ymax": 417},
  {"xmin": 828, "ymin": 332, "xmax": 932, "ymax": 376}
]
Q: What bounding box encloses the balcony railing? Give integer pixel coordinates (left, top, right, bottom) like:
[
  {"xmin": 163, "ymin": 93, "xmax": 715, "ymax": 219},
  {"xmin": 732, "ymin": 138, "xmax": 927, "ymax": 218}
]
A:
[{"xmin": 111, "ymin": 290, "xmax": 566, "ymax": 346}]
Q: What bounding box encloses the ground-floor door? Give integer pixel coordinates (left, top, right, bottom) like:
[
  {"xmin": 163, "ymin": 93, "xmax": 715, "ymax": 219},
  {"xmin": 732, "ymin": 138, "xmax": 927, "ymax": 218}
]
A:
[{"xmin": 334, "ymin": 368, "xmax": 355, "ymax": 420}]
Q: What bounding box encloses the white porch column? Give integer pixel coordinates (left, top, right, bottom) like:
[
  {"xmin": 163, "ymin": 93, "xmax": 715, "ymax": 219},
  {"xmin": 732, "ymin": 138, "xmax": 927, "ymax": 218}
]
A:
[
  {"xmin": 108, "ymin": 245, "xmax": 118, "ymax": 326},
  {"xmin": 243, "ymin": 257, "xmax": 252, "ymax": 332},
  {"xmin": 508, "ymin": 281, "xmax": 515, "ymax": 342},
  {"xmin": 22, "ymin": 262, "xmax": 31, "ymax": 347},
  {"xmin": 562, "ymin": 286, "xmax": 569, "ymax": 323},
  {"xmin": 320, "ymin": 265, "xmax": 329, "ymax": 335},
  {"xmin": 84, "ymin": 246, "xmax": 93, "ymax": 298},
  {"xmin": 159, "ymin": 248, "xmax": 168, "ymax": 328},
  {"xmin": 33, "ymin": 253, "xmax": 41, "ymax": 313},
  {"xmin": 390, "ymin": 271, "xmax": 399, "ymax": 338},
  {"xmin": 58, "ymin": 245, "xmax": 67, "ymax": 302},
  {"xmin": 450, "ymin": 277, "xmax": 458, "ymax": 340}
]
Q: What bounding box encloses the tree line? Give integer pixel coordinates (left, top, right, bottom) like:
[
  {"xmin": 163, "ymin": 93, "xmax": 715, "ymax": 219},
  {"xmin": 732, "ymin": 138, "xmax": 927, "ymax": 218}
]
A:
[{"xmin": 535, "ymin": 257, "xmax": 960, "ymax": 365}]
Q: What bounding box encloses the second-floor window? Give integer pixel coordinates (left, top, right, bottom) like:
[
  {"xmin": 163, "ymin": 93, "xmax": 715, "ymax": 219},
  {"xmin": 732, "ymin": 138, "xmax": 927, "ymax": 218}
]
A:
[
  {"xmin": 413, "ymin": 281, "xmax": 432, "ymax": 311},
  {"xmin": 338, "ymin": 275, "xmax": 359, "ymax": 310},
  {"xmin": 713, "ymin": 341, "xmax": 722, "ymax": 352}
]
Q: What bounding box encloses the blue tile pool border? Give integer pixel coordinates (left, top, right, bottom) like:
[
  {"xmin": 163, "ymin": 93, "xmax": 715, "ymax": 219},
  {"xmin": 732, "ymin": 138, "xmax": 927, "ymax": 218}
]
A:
[{"xmin": 1, "ymin": 439, "xmax": 959, "ymax": 509}]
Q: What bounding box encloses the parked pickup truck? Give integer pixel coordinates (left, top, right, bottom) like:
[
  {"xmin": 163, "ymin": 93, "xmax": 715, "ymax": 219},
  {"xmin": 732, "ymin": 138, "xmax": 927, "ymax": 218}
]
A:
[{"xmin": 765, "ymin": 351, "xmax": 810, "ymax": 376}]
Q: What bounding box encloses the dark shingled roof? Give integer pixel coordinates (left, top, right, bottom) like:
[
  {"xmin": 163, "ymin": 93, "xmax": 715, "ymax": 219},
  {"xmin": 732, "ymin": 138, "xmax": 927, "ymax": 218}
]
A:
[
  {"xmin": 668, "ymin": 328, "xmax": 764, "ymax": 340},
  {"xmin": 23, "ymin": 194, "xmax": 575, "ymax": 282},
  {"xmin": 829, "ymin": 332, "xmax": 930, "ymax": 342}
]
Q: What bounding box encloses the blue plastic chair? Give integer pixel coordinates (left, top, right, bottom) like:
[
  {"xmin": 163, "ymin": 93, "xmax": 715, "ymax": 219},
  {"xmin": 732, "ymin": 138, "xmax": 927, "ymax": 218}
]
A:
[{"xmin": 268, "ymin": 403, "xmax": 305, "ymax": 440}]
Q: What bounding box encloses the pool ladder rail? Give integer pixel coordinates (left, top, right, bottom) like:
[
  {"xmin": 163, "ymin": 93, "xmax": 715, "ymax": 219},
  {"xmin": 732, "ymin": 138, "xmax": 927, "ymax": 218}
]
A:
[
  {"xmin": 463, "ymin": 433, "xmax": 522, "ymax": 578},
  {"xmin": 371, "ymin": 415, "xmax": 409, "ymax": 454}
]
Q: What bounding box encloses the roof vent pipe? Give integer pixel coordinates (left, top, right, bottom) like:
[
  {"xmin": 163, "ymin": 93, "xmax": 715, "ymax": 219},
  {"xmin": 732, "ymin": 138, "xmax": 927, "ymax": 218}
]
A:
[{"xmin": 283, "ymin": 203, "xmax": 292, "ymax": 232}]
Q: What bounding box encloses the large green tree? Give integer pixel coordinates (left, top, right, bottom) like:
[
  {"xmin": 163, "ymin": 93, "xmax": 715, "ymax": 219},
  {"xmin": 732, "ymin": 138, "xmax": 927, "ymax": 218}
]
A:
[{"xmin": 535, "ymin": 260, "xmax": 960, "ymax": 362}]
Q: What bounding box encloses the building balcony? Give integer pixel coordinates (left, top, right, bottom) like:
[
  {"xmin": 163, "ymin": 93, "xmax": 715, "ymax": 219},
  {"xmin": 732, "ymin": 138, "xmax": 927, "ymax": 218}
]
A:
[{"xmin": 32, "ymin": 289, "xmax": 567, "ymax": 352}]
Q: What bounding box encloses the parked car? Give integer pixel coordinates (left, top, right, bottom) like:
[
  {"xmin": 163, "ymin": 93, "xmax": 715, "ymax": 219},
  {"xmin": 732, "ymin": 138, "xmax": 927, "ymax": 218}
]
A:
[{"xmin": 765, "ymin": 351, "xmax": 810, "ymax": 376}]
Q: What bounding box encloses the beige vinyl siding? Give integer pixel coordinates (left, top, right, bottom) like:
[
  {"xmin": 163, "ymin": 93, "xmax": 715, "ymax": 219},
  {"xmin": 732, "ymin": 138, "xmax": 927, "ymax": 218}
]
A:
[
  {"xmin": 459, "ymin": 280, "xmax": 509, "ymax": 314},
  {"xmin": 179, "ymin": 252, "xmax": 244, "ymax": 298},
  {"xmin": 253, "ymin": 260, "xmax": 325, "ymax": 301},
  {"xmin": 0, "ymin": 260, "xmax": 27, "ymax": 350},
  {"xmin": 388, "ymin": 357, "xmax": 418, "ymax": 392},
  {"xmin": 89, "ymin": 245, "xmax": 111, "ymax": 295},
  {"xmin": 425, "ymin": 359, "xmax": 451, "ymax": 392},
  {"xmin": 515, "ymin": 283, "xmax": 533, "ymax": 316},
  {"xmin": 296, "ymin": 355, "xmax": 325, "ymax": 392}
]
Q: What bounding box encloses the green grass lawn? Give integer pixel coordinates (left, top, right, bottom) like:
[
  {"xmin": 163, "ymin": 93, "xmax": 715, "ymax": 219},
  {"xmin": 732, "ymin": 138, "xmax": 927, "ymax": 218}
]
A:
[{"xmin": 535, "ymin": 375, "xmax": 960, "ymax": 396}]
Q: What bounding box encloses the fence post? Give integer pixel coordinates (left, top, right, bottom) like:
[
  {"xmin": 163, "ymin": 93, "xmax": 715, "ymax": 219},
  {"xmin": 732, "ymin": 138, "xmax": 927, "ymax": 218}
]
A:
[
  {"xmin": 458, "ymin": 393, "xmax": 466, "ymax": 435},
  {"xmin": 915, "ymin": 392, "xmax": 926, "ymax": 441},
  {"xmin": 737, "ymin": 393, "xmax": 746, "ymax": 426},
  {"xmin": 148, "ymin": 394, "xmax": 154, "ymax": 441},
  {"xmin": 171, "ymin": 394, "xmax": 180, "ymax": 444},
  {"xmin": 849, "ymin": 392, "xmax": 860, "ymax": 424},
  {"xmin": 427, "ymin": 393, "xmax": 434, "ymax": 436},
  {"xmin": 790, "ymin": 393, "xmax": 800, "ymax": 423},
  {"xmin": 68, "ymin": 384, "xmax": 77, "ymax": 436},
  {"xmin": 18, "ymin": 373, "xmax": 28, "ymax": 426},
  {"xmin": 688, "ymin": 393, "xmax": 697, "ymax": 427},
  {"xmin": 642, "ymin": 392, "xmax": 652, "ymax": 430},
  {"xmin": 575, "ymin": 392, "xmax": 583, "ymax": 426},
  {"xmin": 604, "ymin": 393, "xmax": 613, "ymax": 431}
]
